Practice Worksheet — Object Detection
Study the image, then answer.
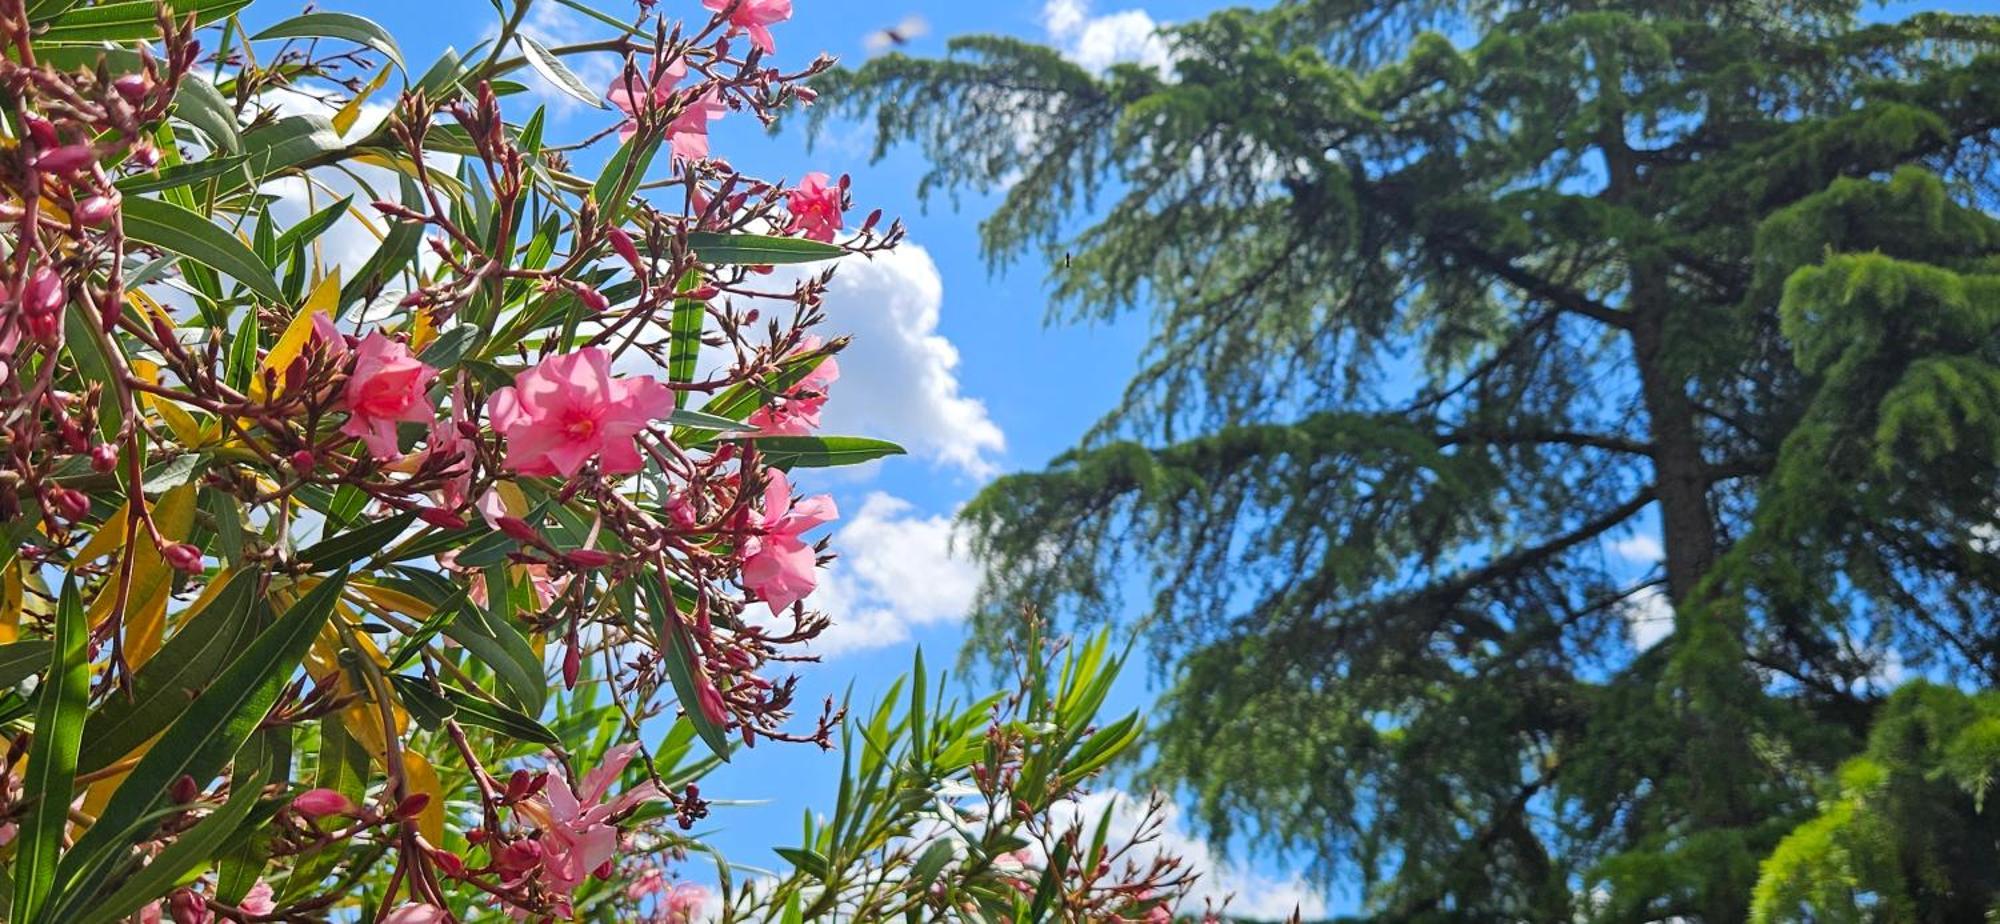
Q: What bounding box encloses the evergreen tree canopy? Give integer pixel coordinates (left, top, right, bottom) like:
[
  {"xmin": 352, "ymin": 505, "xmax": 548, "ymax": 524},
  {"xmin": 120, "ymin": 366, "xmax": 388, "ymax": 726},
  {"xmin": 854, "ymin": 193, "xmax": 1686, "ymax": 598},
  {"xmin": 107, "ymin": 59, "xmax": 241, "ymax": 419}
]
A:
[{"xmin": 819, "ymin": 1, "xmax": 2000, "ymax": 920}]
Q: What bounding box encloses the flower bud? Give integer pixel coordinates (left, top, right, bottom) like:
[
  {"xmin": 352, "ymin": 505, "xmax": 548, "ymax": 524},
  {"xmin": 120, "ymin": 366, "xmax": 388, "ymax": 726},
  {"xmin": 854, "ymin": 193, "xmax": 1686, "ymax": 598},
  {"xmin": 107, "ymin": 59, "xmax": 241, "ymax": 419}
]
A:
[
  {"xmin": 496, "ymin": 516, "xmax": 539, "ymax": 544},
  {"xmin": 52, "ymin": 487, "xmax": 90, "ymax": 521},
  {"xmin": 565, "ymin": 548, "xmax": 613, "ymax": 568},
  {"xmin": 112, "ymin": 73, "xmax": 151, "ymax": 103},
  {"xmin": 504, "ymin": 768, "xmax": 534, "ymax": 803},
  {"xmin": 575, "ymin": 285, "xmax": 609, "ymax": 312},
  {"xmin": 167, "ymin": 888, "xmax": 207, "ymax": 924},
  {"xmin": 695, "ymin": 679, "xmax": 728, "ymax": 727},
  {"xmin": 562, "ymin": 642, "xmax": 581, "ymax": 690},
  {"xmin": 170, "ymin": 774, "xmax": 200, "ymax": 804},
  {"xmin": 417, "ymin": 507, "xmax": 468, "ymax": 530},
  {"xmin": 24, "ymin": 116, "xmax": 55, "ymax": 148},
  {"xmin": 606, "ymin": 227, "xmax": 644, "ymax": 275},
  {"xmin": 394, "ymin": 792, "xmax": 431, "ymax": 820},
  {"xmin": 89, "ymin": 444, "xmax": 118, "ymax": 473},
  {"xmin": 162, "ymin": 542, "xmax": 203, "ymax": 574},
  {"xmin": 494, "ymin": 838, "xmax": 543, "ymax": 873},
  {"xmin": 292, "ymin": 787, "xmax": 355, "ymax": 819},
  {"xmin": 75, "ymin": 192, "xmax": 120, "ymax": 226},
  {"xmin": 22, "ymin": 266, "xmax": 64, "ymax": 316},
  {"xmin": 32, "ymin": 143, "xmax": 95, "ymax": 175},
  {"xmin": 289, "ymin": 449, "xmax": 316, "ymax": 473},
  {"xmin": 129, "ymin": 141, "xmax": 160, "ymax": 169}
]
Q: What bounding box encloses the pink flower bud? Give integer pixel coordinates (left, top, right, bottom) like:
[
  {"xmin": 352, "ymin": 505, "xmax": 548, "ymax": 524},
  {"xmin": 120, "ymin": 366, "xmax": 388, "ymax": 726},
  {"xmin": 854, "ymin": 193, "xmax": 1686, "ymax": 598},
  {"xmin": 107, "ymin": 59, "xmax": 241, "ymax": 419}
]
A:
[
  {"xmin": 381, "ymin": 904, "xmax": 449, "ymax": 924},
  {"xmin": 129, "ymin": 142, "xmax": 160, "ymax": 169},
  {"xmin": 562, "ymin": 642, "xmax": 581, "ymax": 690},
  {"xmin": 417, "ymin": 507, "xmax": 467, "ymax": 530},
  {"xmin": 32, "ymin": 143, "xmax": 95, "ymax": 175},
  {"xmin": 167, "ymin": 888, "xmax": 208, "ymax": 924},
  {"xmin": 494, "ymin": 838, "xmax": 543, "ymax": 874},
  {"xmin": 289, "ymin": 449, "xmax": 316, "ymax": 473},
  {"xmin": 496, "ymin": 516, "xmax": 540, "ymax": 543},
  {"xmin": 90, "ymin": 444, "xmax": 118, "ymax": 473},
  {"xmin": 170, "ymin": 774, "xmax": 200, "ymax": 804},
  {"xmin": 695, "ymin": 679, "xmax": 728, "ymax": 727},
  {"xmin": 394, "ymin": 793, "xmax": 431, "ymax": 820},
  {"xmin": 112, "ymin": 74, "xmax": 150, "ymax": 104},
  {"xmin": 162, "ymin": 542, "xmax": 203, "ymax": 574},
  {"xmin": 606, "ymin": 227, "xmax": 644, "ymax": 274},
  {"xmin": 24, "ymin": 116, "xmax": 55, "ymax": 148},
  {"xmin": 566, "ymin": 548, "xmax": 613, "ymax": 568},
  {"xmin": 52, "ymin": 488, "xmax": 89, "ymax": 521},
  {"xmin": 794, "ymin": 86, "xmax": 818, "ymax": 104},
  {"xmin": 74, "ymin": 192, "xmax": 120, "ymax": 226},
  {"xmin": 576, "ymin": 285, "xmax": 609, "ymax": 312},
  {"xmin": 22, "ymin": 266, "xmax": 64, "ymax": 316},
  {"xmin": 291, "ymin": 788, "xmax": 355, "ymax": 819}
]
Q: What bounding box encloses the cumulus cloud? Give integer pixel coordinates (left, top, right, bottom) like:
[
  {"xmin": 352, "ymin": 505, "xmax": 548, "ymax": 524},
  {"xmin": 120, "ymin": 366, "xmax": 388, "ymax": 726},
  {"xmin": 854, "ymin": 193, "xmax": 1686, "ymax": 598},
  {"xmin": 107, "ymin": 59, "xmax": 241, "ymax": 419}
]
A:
[
  {"xmin": 804, "ymin": 244, "xmax": 1007, "ymax": 479},
  {"xmin": 1041, "ymin": 0, "xmax": 1174, "ymax": 74},
  {"xmin": 807, "ymin": 492, "xmax": 980, "ymax": 656},
  {"xmin": 1621, "ymin": 585, "xmax": 1674, "ymax": 650},
  {"xmin": 1608, "ymin": 531, "xmax": 1664, "ymax": 564},
  {"xmin": 1051, "ymin": 790, "xmax": 1328, "ymax": 920}
]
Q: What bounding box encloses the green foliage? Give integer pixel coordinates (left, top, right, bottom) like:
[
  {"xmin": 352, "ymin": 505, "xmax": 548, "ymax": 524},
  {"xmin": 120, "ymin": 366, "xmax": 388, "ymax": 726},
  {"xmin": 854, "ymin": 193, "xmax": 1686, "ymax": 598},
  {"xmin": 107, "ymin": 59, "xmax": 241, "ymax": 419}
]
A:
[{"xmin": 826, "ymin": 1, "xmax": 2000, "ymax": 920}]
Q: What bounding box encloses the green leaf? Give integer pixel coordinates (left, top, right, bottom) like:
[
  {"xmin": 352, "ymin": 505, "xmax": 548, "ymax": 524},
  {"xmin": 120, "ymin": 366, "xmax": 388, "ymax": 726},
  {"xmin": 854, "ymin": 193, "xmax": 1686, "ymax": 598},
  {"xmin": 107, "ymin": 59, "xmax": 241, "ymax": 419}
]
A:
[
  {"xmin": 230, "ymin": 115, "xmax": 348, "ymax": 191},
  {"xmin": 389, "ymin": 568, "xmax": 547, "ymax": 717},
  {"xmin": 297, "ymin": 511, "xmax": 417, "ymax": 571},
  {"xmin": 122, "ymin": 197, "xmax": 284, "ymax": 303},
  {"xmin": 76, "ymin": 569, "xmax": 264, "ymax": 775},
  {"xmin": 748, "ymin": 435, "xmax": 907, "ymax": 469},
  {"xmin": 171, "ymin": 75, "xmax": 240, "ymax": 154},
  {"xmin": 517, "ymin": 34, "xmax": 604, "ymax": 109},
  {"xmin": 643, "ymin": 579, "xmax": 732, "ymax": 761},
  {"xmin": 687, "ymin": 231, "xmax": 845, "ymax": 266},
  {"xmin": 418, "ymin": 324, "xmax": 482, "ymax": 370},
  {"xmin": 666, "ymin": 408, "xmax": 743, "ymax": 432},
  {"xmin": 668, "ymin": 270, "xmax": 705, "ymax": 407},
  {"xmin": 252, "ymin": 12, "xmax": 405, "ymax": 73},
  {"xmin": 226, "ymin": 308, "xmax": 259, "ymax": 393},
  {"xmin": 590, "ymin": 130, "xmax": 659, "ymax": 226},
  {"xmin": 37, "ymin": 0, "xmax": 249, "ymax": 42},
  {"xmin": 390, "ymin": 676, "xmax": 561, "ymax": 746},
  {"xmin": 270, "ymin": 195, "xmax": 353, "ymax": 258},
  {"xmin": 69, "ymin": 768, "xmax": 265, "ymax": 924},
  {"xmin": 773, "ymin": 846, "xmax": 830, "ymax": 880},
  {"xmin": 340, "ymin": 175, "xmax": 423, "ymax": 316},
  {"xmin": 11, "ymin": 581, "xmax": 86, "ymax": 924},
  {"xmin": 50, "ymin": 572, "xmax": 350, "ymax": 915},
  {"xmin": 0, "ymin": 641, "xmax": 52, "ymax": 689},
  {"xmin": 114, "ymin": 155, "xmax": 248, "ymax": 194}
]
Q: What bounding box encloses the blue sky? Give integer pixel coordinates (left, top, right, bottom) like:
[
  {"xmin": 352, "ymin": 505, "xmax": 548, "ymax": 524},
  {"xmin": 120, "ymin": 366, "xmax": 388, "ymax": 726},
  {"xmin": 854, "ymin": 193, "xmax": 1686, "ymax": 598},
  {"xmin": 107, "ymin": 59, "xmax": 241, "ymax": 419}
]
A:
[{"xmin": 241, "ymin": 0, "xmax": 2000, "ymax": 916}]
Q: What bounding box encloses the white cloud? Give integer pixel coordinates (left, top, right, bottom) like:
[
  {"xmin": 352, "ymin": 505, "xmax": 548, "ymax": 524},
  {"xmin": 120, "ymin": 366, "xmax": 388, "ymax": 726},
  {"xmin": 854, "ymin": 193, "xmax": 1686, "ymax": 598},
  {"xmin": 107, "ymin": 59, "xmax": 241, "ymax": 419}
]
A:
[
  {"xmin": 1621, "ymin": 585, "xmax": 1674, "ymax": 650},
  {"xmin": 496, "ymin": 1, "xmax": 624, "ymax": 118},
  {"xmin": 806, "ymin": 245, "xmax": 1007, "ymax": 479},
  {"xmin": 1041, "ymin": 0, "xmax": 1174, "ymax": 74},
  {"xmin": 806, "ymin": 493, "xmax": 979, "ymax": 656},
  {"xmin": 1609, "ymin": 531, "xmax": 1664, "ymax": 564},
  {"xmin": 1052, "ymin": 790, "xmax": 1327, "ymax": 920}
]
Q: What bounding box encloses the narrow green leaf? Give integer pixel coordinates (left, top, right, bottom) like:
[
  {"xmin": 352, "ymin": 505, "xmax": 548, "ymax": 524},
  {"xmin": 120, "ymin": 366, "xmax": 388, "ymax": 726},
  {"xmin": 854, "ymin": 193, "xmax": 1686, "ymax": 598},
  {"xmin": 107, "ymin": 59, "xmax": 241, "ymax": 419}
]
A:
[
  {"xmin": 687, "ymin": 231, "xmax": 845, "ymax": 266},
  {"xmin": 297, "ymin": 511, "xmax": 417, "ymax": 571},
  {"xmin": 0, "ymin": 642, "xmax": 52, "ymax": 689},
  {"xmin": 226, "ymin": 308, "xmax": 259, "ymax": 393},
  {"xmin": 390, "ymin": 568, "xmax": 546, "ymax": 717},
  {"xmin": 252, "ymin": 12, "xmax": 405, "ymax": 73},
  {"xmin": 122, "ymin": 197, "xmax": 284, "ymax": 303},
  {"xmin": 38, "ymin": 0, "xmax": 249, "ymax": 42},
  {"xmin": 52, "ymin": 573, "xmax": 350, "ymax": 912},
  {"xmin": 643, "ymin": 579, "xmax": 732, "ymax": 760},
  {"xmin": 12, "ymin": 581, "xmax": 86, "ymax": 924},
  {"xmin": 517, "ymin": 34, "xmax": 604, "ymax": 108},
  {"xmin": 70, "ymin": 769, "xmax": 264, "ymax": 924},
  {"xmin": 590, "ymin": 130, "xmax": 659, "ymax": 226},
  {"xmin": 114, "ymin": 155, "xmax": 248, "ymax": 194},
  {"xmin": 171, "ymin": 74, "xmax": 240, "ymax": 154},
  {"xmin": 748, "ymin": 435, "xmax": 907, "ymax": 469}
]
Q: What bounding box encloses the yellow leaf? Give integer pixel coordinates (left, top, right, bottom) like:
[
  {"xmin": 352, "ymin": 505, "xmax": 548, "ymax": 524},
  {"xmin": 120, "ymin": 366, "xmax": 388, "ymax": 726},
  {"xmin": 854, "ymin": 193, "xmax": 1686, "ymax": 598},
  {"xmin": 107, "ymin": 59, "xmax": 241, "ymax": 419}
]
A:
[
  {"xmin": 0, "ymin": 563, "xmax": 21, "ymax": 645},
  {"xmin": 72, "ymin": 499, "xmax": 132, "ymax": 564},
  {"xmin": 334, "ymin": 65, "xmax": 392, "ymax": 136},
  {"xmin": 251, "ymin": 269, "xmax": 341, "ymax": 401},
  {"xmin": 90, "ymin": 483, "xmax": 198, "ymax": 667},
  {"xmin": 400, "ymin": 750, "xmax": 447, "ymax": 844},
  {"xmin": 349, "ymin": 581, "xmax": 437, "ymax": 621}
]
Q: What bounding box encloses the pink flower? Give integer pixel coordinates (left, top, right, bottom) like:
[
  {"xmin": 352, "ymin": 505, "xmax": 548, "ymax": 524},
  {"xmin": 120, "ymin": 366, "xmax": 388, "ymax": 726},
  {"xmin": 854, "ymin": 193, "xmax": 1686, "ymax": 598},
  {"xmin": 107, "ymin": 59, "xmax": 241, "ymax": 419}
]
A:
[
  {"xmin": 663, "ymin": 882, "xmax": 709, "ymax": 923},
  {"xmin": 608, "ymin": 61, "xmax": 688, "ymax": 142},
  {"xmin": 513, "ymin": 743, "xmax": 663, "ymax": 896},
  {"xmin": 784, "ymin": 173, "xmax": 843, "ymax": 243},
  {"xmin": 292, "ymin": 787, "xmax": 355, "ymax": 819},
  {"xmin": 340, "ymin": 332, "xmax": 438, "ymax": 460},
  {"xmin": 240, "ymin": 881, "xmax": 276, "ymax": 916},
  {"xmin": 702, "ymin": 0, "xmax": 792, "ymax": 54},
  {"xmin": 430, "ymin": 382, "xmax": 474, "ymax": 509},
  {"xmin": 667, "ymin": 91, "xmax": 728, "ymax": 163},
  {"xmin": 489, "ymin": 348, "xmax": 673, "ymax": 478},
  {"xmin": 745, "ymin": 338, "xmax": 839, "ymax": 436},
  {"xmin": 626, "ymin": 866, "xmax": 667, "ymax": 900},
  {"xmin": 381, "ymin": 905, "xmax": 450, "ymax": 924},
  {"xmin": 739, "ymin": 468, "xmax": 836, "ymax": 615}
]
